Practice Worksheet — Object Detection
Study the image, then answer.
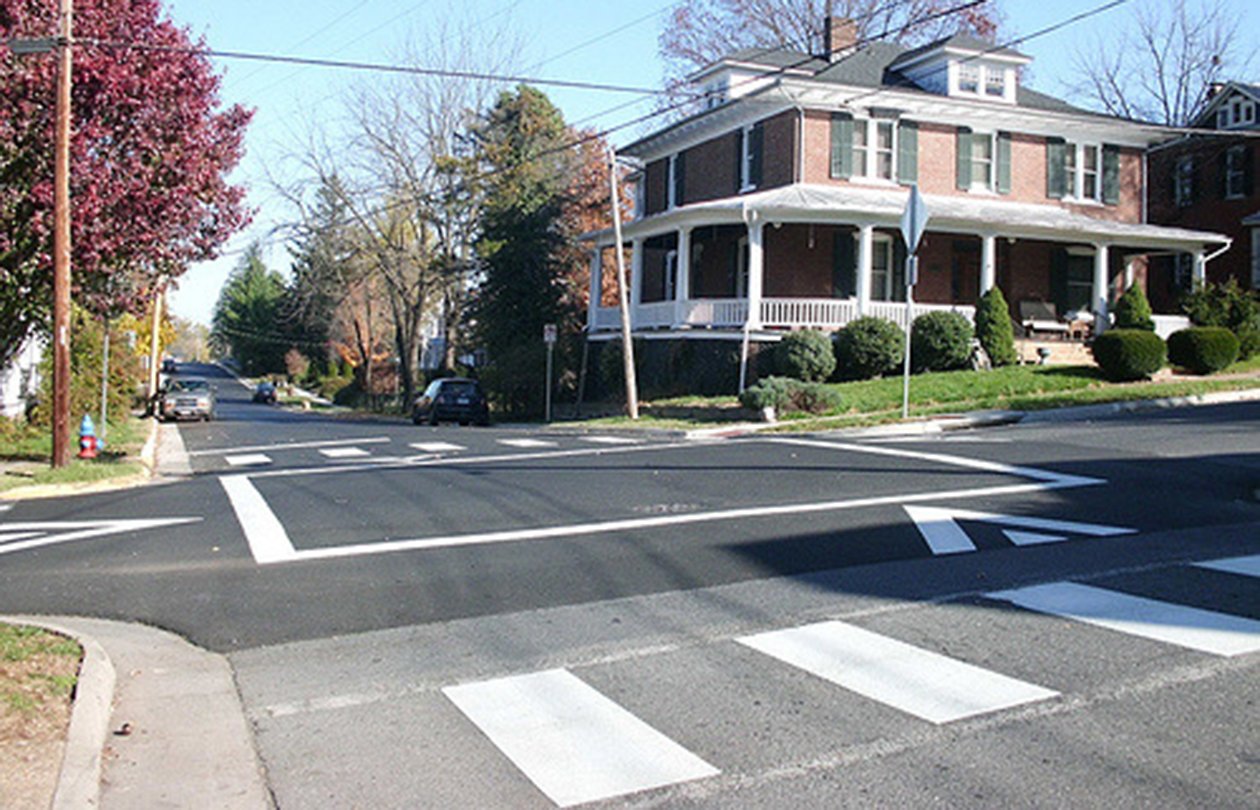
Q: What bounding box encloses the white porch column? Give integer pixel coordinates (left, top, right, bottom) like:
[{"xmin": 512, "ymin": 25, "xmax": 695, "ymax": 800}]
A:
[
  {"xmin": 980, "ymin": 234, "xmax": 997, "ymax": 295},
  {"xmin": 746, "ymin": 219, "xmax": 765, "ymax": 329},
  {"xmin": 1192, "ymin": 250, "xmax": 1207, "ymax": 286},
  {"xmin": 587, "ymin": 247, "xmax": 602, "ymax": 330},
  {"xmin": 856, "ymin": 224, "xmax": 874, "ymax": 316},
  {"xmin": 630, "ymin": 238, "xmax": 645, "ymax": 326},
  {"xmin": 1123, "ymin": 256, "xmax": 1136, "ymax": 290},
  {"xmin": 676, "ymin": 228, "xmax": 691, "ymax": 327},
  {"xmin": 1092, "ymin": 243, "xmax": 1110, "ymax": 329}
]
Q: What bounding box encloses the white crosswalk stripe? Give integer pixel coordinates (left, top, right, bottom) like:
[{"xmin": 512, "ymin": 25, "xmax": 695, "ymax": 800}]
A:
[
  {"xmin": 444, "ymin": 669, "xmax": 719, "ymax": 807},
  {"xmin": 1194, "ymin": 553, "xmax": 1260, "ymax": 578},
  {"xmin": 225, "ymin": 453, "xmax": 272, "ymax": 467},
  {"xmin": 498, "ymin": 438, "xmax": 557, "ymax": 449},
  {"xmin": 580, "ymin": 436, "xmax": 642, "ymax": 445},
  {"xmin": 987, "ymin": 582, "xmax": 1260, "ymax": 657},
  {"xmin": 409, "ymin": 442, "xmax": 466, "ymax": 453},
  {"xmin": 319, "ymin": 447, "xmax": 370, "ymax": 459},
  {"xmin": 738, "ymin": 620, "xmax": 1058, "ymax": 724}
]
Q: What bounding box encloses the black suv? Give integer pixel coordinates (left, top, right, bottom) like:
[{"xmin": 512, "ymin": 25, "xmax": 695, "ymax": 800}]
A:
[{"xmin": 412, "ymin": 378, "xmax": 490, "ymax": 426}]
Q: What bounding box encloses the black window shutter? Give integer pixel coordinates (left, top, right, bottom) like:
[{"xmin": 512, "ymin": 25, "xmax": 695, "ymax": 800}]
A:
[
  {"xmin": 733, "ymin": 129, "xmax": 744, "ymax": 193},
  {"xmin": 832, "ymin": 230, "xmax": 856, "ymax": 298},
  {"xmin": 996, "ymin": 132, "xmax": 1012, "ymax": 194},
  {"xmin": 673, "ymin": 152, "xmax": 686, "ymax": 206},
  {"xmin": 956, "ymin": 127, "xmax": 972, "ymax": 190},
  {"xmin": 830, "ymin": 113, "xmax": 854, "ymax": 178},
  {"xmin": 891, "ymin": 239, "xmax": 907, "ymax": 302},
  {"xmin": 1102, "ymin": 144, "xmax": 1121, "ymax": 205},
  {"xmin": 749, "ymin": 122, "xmax": 764, "ymax": 188},
  {"xmin": 897, "ymin": 121, "xmax": 918, "ymax": 184},
  {"xmin": 1046, "ymin": 138, "xmax": 1067, "ymax": 199}
]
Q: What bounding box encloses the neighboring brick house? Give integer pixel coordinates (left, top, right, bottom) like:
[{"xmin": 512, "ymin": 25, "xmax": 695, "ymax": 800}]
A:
[
  {"xmin": 1147, "ymin": 81, "xmax": 1259, "ymax": 312},
  {"xmin": 582, "ymin": 17, "xmax": 1229, "ymax": 385}
]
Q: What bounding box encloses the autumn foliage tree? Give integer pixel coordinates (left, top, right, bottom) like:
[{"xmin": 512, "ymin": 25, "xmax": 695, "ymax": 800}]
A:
[{"xmin": 0, "ymin": 0, "xmax": 251, "ymax": 367}]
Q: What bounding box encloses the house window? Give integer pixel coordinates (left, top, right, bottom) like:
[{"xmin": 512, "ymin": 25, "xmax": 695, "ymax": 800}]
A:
[
  {"xmin": 1246, "ymin": 103, "xmax": 1255, "ymax": 123},
  {"xmin": 667, "ymin": 154, "xmax": 684, "ymax": 209},
  {"xmin": 869, "ymin": 235, "xmax": 896, "ymax": 301},
  {"xmin": 853, "ymin": 119, "xmax": 869, "ymax": 177},
  {"xmin": 1063, "ymin": 143, "xmax": 1101, "ymax": 201},
  {"xmin": 852, "ymin": 118, "xmax": 896, "ymax": 180},
  {"xmin": 1225, "ymin": 145, "xmax": 1247, "ymax": 198},
  {"xmin": 1218, "ymin": 109, "xmax": 1230, "ymax": 129},
  {"xmin": 664, "ymin": 250, "xmax": 678, "ymax": 300},
  {"xmin": 739, "ymin": 123, "xmax": 763, "ymax": 192},
  {"xmin": 1173, "ymin": 253, "xmax": 1194, "ymax": 292},
  {"xmin": 1175, "ymin": 156, "xmax": 1194, "ymax": 207},
  {"xmin": 875, "ymin": 121, "xmax": 894, "ymax": 179},
  {"xmin": 1066, "ymin": 255, "xmax": 1094, "ymax": 312},
  {"xmin": 971, "ymin": 132, "xmax": 994, "ymax": 190},
  {"xmin": 958, "ymin": 63, "xmax": 980, "ymax": 94},
  {"xmin": 985, "ymin": 66, "xmax": 1005, "ymax": 97},
  {"xmin": 1082, "ymin": 145, "xmax": 1100, "ymax": 200},
  {"xmin": 1231, "ymin": 98, "xmax": 1244, "ymax": 127}
]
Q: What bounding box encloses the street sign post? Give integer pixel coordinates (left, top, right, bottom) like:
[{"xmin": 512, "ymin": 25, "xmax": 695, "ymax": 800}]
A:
[
  {"xmin": 899, "ymin": 186, "xmax": 929, "ymax": 420},
  {"xmin": 543, "ymin": 324, "xmax": 557, "ymax": 422}
]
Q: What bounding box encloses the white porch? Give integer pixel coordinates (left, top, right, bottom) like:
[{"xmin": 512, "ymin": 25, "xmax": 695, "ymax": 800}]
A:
[{"xmin": 590, "ymin": 297, "xmax": 974, "ymax": 333}]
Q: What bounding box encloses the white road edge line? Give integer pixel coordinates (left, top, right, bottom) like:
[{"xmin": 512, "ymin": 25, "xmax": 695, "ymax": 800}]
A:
[
  {"xmin": 220, "ymin": 475, "xmax": 296, "ymax": 564},
  {"xmin": 444, "ymin": 669, "xmax": 718, "ymax": 807},
  {"xmin": 188, "ymin": 436, "xmax": 391, "ymax": 457}
]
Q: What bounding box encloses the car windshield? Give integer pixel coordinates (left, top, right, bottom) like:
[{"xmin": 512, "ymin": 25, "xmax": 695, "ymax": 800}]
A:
[{"xmin": 169, "ymin": 379, "xmax": 208, "ymax": 393}]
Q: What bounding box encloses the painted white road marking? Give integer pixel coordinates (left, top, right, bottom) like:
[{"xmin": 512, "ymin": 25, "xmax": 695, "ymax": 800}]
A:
[
  {"xmin": 319, "ymin": 447, "xmax": 369, "ymax": 459},
  {"xmin": 738, "ymin": 620, "xmax": 1058, "ymax": 724},
  {"xmin": 580, "ymin": 436, "xmax": 642, "ymax": 445},
  {"xmin": 409, "ymin": 442, "xmax": 466, "ymax": 453},
  {"xmin": 220, "ymin": 476, "xmax": 296, "ymax": 564},
  {"xmin": 225, "ymin": 454, "xmax": 272, "ymax": 467},
  {"xmin": 903, "ymin": 505, "xmax": 1134, "ymax": 555},
  {"xmin": 987, "ymin": 582, "xmax": 1260, "ymax": 657},
  {"xmin": 188, "ymin": 437, "xmax": 390, "ymax": 457},
  {"xmin": 444, "ymin": 669, "xmax": 718, "ymax": 807},
  {"xmin": 498, "ymin": 438, "xmax": 558, "ymax": 449},
  {"xmin": 0, "ymin": 518, "xmax": 202, "ymax": 558},
  {"xmin": 1194, "ymin": 554, "xmax": 1260, "ymax": 578}
]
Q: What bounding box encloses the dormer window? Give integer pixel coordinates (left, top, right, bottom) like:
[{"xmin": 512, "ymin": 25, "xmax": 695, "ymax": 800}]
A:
[
  {"xmin": 889, "ymin": 37, "xmax": 1029, "ymax": 104},
  {"xmin": 958, "ymin": 63, "xmax": 980, "ymax": 94},
  {"xmin": 985, "ymin": 67, "xmax": 1006, "ymax": 97}
]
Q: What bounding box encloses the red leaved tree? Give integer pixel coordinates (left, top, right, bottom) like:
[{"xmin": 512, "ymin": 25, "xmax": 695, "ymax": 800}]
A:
[{"xmin": 0, "ymin": 0, "xmax": 251, "ymax": 366}]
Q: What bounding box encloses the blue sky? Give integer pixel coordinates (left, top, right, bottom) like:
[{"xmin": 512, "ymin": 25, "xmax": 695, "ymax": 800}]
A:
[{"xmin": 161, "ymin": 0, "xmax": 1256, "ymax": 325}]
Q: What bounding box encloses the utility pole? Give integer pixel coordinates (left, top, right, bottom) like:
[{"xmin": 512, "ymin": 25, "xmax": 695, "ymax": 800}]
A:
[
  {"xmin": 51, "ymin": 0, "xmax": 74, "ymax": 467},
  {"xmin": 606, "ymin": 146, "xmax": 639, "ymax": 420}
]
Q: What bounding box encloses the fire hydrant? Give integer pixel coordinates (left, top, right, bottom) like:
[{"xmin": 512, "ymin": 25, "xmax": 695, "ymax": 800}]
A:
[{"xmin": 78, "ymin": 414, "xmax": 98, "ymax": 459}]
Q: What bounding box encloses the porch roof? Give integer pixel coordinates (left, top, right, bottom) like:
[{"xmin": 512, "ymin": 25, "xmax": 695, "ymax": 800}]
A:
[{"xmin": 587, "ymin": 183, "xmax": 1231, "ymax": 253}]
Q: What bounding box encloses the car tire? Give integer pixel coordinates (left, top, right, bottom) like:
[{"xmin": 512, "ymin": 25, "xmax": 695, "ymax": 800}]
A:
[{"xmin": 428, "ymin": 411, "xmax": 439, "ymax": 427}]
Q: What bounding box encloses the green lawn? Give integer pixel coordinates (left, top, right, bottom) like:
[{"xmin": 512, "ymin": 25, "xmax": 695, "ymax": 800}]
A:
[
  {"xmin": 581, "ymin": 357, "xmax": 1260, "ymax": 431},
  {"xmin": 0, "ymin": 416, "xmax": 149, "ymax": 492}
]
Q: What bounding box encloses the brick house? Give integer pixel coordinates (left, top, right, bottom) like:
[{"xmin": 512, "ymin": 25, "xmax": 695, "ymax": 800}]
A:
[
  {"xmin": 1147, "ymin": 81, "xmax": 1259, "ymax": 312},
  {"xmin": 582, "ymin": 18, "xmax": 1229, "ymax": 389}
]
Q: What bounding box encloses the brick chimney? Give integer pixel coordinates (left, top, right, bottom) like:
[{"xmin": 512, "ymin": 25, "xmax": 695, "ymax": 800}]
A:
[{"xmin": 822, "ymin": 16, "xmax": 858, "ymax": 62}]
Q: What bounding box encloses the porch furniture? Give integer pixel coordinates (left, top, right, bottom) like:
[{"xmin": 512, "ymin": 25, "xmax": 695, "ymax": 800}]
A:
[{"xmin": 1019, "ymin": 300, "xmax": 1070, "ymax": 339}]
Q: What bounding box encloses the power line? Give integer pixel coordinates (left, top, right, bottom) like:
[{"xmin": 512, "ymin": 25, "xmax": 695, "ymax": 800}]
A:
[{"xmin": 80, "ymin": 38, "xmax": 659, "ymax": 96}]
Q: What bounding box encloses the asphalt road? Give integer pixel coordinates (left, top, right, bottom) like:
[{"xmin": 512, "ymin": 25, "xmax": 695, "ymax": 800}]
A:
[{"xmin": 1, "ymin": 361, "xmax": 1257, "ymax": 808}]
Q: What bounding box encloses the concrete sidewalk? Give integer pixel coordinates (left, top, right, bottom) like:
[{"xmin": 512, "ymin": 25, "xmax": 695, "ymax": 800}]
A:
[{"xmin": 2, "ymin": 615, "xmax": 271, "ymax": 809}]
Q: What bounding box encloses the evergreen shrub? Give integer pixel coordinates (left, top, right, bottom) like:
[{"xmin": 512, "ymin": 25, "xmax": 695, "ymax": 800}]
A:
[
  {"xmin": 1090, "ymin": 329, "xmax": 1166, "ymax": 381},
  {"xmin": 1166, "ymin": 327, "xmax": 1239, "ymax": 374},
  {"xmin": 1113, "ymin": 284, "xmax": 1155, "ymax": 330},
  {"xmin": 739, "ymin": 376, "xmax": 841, "ymax": 415},
  {"xmin": 832, "ymin": 317, "xmax": 903, "ymax": 380},
  {"xmin": 774, "ymin": 329, "xmax": 836, "ymax": 382},
  {"xmin": 1182, "ymin": 278, "xmax": 1260, "ymax": 359},
  {"xmin": 974, "ymin": 287, "xmax": 1018, "ymax": 366},
  {"xmin": 910, "ymin": 310, "xmax": 973, "ymax": 373}
]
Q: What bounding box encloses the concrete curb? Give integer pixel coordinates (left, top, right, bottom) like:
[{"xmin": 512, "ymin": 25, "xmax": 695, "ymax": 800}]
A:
[
  {"xmin": 1, "ymin": 615, "xmax": 116, "ymax": 810},
  {"xmin": 1019, "ymin": 385, "xmax": 1260, "ymax": 423}
]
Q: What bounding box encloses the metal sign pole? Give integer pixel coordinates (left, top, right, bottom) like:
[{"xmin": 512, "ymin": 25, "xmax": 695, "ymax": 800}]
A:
[
  {"xmin": 543, "ymin": 323, "xmax": 557, "ymax": 423},
  {"xmin": 902, "ymin": 256, "xmax": 916, "ymax": 420},
  {"xmin": 898, "ymin": 185, "xmax": 929, "ymax": 423}
]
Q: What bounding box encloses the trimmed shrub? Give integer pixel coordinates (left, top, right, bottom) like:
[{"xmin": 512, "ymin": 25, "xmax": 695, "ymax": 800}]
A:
[
  {"xmin": 739, "ymin": 376, "xmax": 842, "ymax": 416},
  {"xmin": 911, "ymin": 310, "xmax": 973, "ymax": 373},
  {"xmin": 774, "ymin": 329, "xmax": 836, "ymax": 382},
  {"xmin": 1090, "ymin": 328, "xmax": 1166, "ymax": 381},
  {"xmin": 1182, "ymin": 278, "xmax": 1260, "ymax": 359},
  {"xmin": 1112, "ymin": 284, "xmax": 1155, "ymax": 331},
  {"xmin": 1166, "ymin": 327, "xmax": 1239, "ymax": 375},
  {"xmin": 832, "ymin": 317, "xmax": 904, "ymax": 380},
  {"xmin": 974, "ymin": 287, "xmax": 1018, "ymax": 367}
]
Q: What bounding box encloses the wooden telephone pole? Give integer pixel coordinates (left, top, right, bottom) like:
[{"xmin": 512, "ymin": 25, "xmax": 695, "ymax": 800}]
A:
[{"xmin": 51, "ymin": 0, "xmax": 74, "ymax": 467}]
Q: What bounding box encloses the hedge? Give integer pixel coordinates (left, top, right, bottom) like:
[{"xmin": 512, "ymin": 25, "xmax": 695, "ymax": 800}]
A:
[
  {"xmin": 1091, "ymin": 328, "xmax": 1166, "ymax": 381},
  {"xmin": 832, "ymin": 317, "xmax": 904, "ymax": 380},
  {"xmin": 911, "ymin": 310, "xmax": 973, "ymax": 373},
  {"xmin": 739, "ymin": 376, "xmax": 842, "ymax": 415},
  {"xmin": 1166, "ymin": 327, "xmax": 1239, "ymax": 375},
  {"xmin": 974, "ymin": 287, "xmax": 1017, "ymax": 366},
  {"xmin": 775, "ymin": 329, "xmax": 836, "ymax": 382}
]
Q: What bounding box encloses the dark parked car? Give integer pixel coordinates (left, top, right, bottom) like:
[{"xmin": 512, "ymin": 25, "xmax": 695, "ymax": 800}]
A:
[
  {"xmin": 161, "ymin": 357, "xmax": 178, "ymax": 374},
  {"xmin": 412, "ymin": 377, "xmax": 490, "ymax": 426},
  {"xmin": 253, "ymin": 381, "xmax": 278, "ymax": 404},
  {"xmin": 159, "ymin": 377, "xmax": 216, "ymax": 421}
]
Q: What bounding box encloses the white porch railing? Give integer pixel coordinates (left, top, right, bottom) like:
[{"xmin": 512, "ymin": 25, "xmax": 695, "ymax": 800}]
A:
[
  {"xmin": 591, "ymin": 299, "xmax": 976, "ymax": 333},
  {"xmin": 1152, "ymin": 314, "xmax": 1192, "ymax": 339}
]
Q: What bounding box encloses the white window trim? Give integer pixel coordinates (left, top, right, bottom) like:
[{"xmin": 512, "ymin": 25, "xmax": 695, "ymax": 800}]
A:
[
  {"xmin": 851, "ymin": 233, "xmax": 897, "ymax": 301},
  {"xmin": 1063, "ymin": 142, "xmax": 1102, "ymax": 203},
  {"xmin": 970, "ymin": 130, "xmax": 996, "ymax": 193},
  {"xmin": 664, "ymin": 249, "xmax": 678, "ymax": 299},
  {"xmin": 739, "ymin": 124, "xmax": 757, "ymax": 193},
  {"xmin": 850, "ymin": 117, "xmax": 898, "ymax": 183},
  {"xmin": 736, "ymin": 235, "xmax": 749, "ymax": 296}
]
